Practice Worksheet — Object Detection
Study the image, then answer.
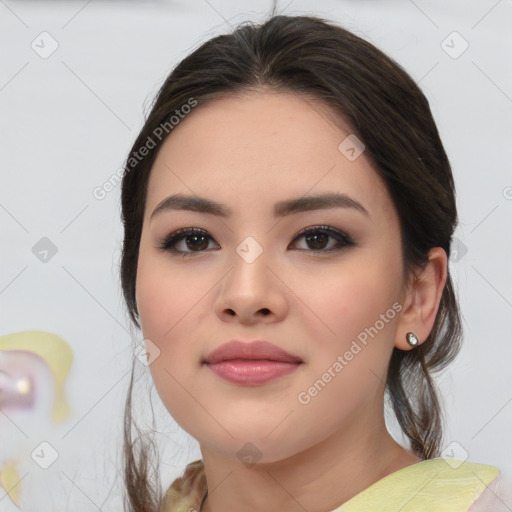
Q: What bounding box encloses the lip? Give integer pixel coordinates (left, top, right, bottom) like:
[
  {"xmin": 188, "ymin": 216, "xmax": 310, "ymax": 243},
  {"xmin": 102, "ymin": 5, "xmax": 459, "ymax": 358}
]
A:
[
  {"xmin": 203, "ymin": 340, "xmax": 303, "ymax": 385},
  {"xmin": 203, "ymin": 340, "xmax": 302, "ymax": 364}
]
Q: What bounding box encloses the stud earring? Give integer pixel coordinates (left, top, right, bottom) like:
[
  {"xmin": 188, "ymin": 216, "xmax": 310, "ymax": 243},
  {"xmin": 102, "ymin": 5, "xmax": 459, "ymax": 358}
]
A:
[{"xmin": 406, "ymin": 332, "xmax": 419, "ymax": 347}]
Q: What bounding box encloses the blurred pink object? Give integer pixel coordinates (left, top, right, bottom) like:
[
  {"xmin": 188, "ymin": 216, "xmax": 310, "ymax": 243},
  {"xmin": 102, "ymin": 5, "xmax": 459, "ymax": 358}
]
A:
[{"xmin": 0, "ymin": 350, "xmax": 50, "ymax": 411}]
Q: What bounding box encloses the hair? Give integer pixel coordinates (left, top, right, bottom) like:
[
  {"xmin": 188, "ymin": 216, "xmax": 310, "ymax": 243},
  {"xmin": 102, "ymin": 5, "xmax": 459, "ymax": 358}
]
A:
[{"xmin": 119, "ymin": 12, "xmax": 462, "ymax": 512}]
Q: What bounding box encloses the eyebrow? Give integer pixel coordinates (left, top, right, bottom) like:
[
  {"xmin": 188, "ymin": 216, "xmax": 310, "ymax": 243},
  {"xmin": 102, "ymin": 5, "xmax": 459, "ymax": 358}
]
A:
[{"xmin": 150, "ymin": 192, "xmax": 370, "ymax": 221}]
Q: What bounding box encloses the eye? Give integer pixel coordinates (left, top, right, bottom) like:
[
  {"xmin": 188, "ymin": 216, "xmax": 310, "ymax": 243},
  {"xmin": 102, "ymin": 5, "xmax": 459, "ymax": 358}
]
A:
[
  {"xmin": 157, "ymin": 225, "xmax": 355, "ymax": 257},
  {"xmin": 291, "ymin": 225, "xmax": 355, "ymax": 253},
  {"xmin": 158, "ymin": 228, "xmax": 218, "ymax": 257}
]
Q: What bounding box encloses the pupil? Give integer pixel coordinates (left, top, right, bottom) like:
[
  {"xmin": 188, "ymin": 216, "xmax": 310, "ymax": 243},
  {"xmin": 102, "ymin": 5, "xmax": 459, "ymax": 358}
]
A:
[
  {"xmin": 187, "ymin": 234, "xmax": 208, "ymax": 251},
  {"xmin": 306, "ymin": 233, "xmax": 327, "ymax": 250}
]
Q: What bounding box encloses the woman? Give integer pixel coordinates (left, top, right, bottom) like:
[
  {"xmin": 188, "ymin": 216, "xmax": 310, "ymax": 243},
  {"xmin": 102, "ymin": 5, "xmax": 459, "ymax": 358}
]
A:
[{"xmin": 118, "ymin": 14, "xmax": 506, "ymax": 512}]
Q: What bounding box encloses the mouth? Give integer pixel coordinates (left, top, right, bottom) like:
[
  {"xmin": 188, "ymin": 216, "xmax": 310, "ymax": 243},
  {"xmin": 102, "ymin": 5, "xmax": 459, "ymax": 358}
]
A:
[
  {"xmin": 204, "ymin": 359, "xmax": 302, "ymax": 385},
  {"xmin": 202, "ymin": 340, "xmax": 303, "ymax": 386}
]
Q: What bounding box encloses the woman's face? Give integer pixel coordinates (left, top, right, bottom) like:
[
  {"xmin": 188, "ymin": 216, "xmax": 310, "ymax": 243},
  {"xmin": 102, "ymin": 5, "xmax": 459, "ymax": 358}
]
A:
[{"xmin": 136, "ymin": 91, "xmax": 410, "ymax": 463}]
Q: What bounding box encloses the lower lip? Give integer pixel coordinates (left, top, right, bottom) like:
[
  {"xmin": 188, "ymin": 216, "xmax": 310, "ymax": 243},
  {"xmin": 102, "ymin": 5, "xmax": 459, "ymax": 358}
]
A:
[{"xmin": 205, "ymin": 359, "xmax": 301, "ymax": 385}]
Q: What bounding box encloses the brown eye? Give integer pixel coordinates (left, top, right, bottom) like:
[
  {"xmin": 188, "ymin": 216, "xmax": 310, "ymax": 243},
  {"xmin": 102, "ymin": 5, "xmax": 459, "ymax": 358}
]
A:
[
  {"xmin": 158, "ymin": 225, "xmax": 355, "ymax": 257},
  {"xmin": 291, "ymin": 226, "xmax": 355, "ymax": 253},
  {"xmin": 158, "ymin": 228, "xmax": 218, "ymax": 256}
]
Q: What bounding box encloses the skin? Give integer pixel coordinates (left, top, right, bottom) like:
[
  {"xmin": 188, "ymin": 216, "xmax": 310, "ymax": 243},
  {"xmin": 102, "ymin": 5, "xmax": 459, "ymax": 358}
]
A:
[{"xmin": 135, "ymin": 91, "xmax": 447, "ymax": 512}]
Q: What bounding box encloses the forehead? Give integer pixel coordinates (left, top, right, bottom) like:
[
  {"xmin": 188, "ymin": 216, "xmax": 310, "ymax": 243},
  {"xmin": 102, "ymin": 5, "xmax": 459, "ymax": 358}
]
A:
[{"xmin": 144, "ymin": 91, "xmax": 394, "ymax": 224}]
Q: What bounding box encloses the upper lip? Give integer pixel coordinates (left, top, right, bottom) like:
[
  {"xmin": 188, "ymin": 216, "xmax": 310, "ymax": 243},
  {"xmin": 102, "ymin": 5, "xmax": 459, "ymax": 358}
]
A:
[{"xmin": 203, "ymin": 340, "xmax": 302, "ymax": 364}]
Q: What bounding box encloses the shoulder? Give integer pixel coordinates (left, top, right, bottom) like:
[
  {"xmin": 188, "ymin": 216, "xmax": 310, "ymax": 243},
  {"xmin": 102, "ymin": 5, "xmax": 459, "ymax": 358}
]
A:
[{"xmin": 340, "ymin": 458, "xmax": 501, "ymax": 512}]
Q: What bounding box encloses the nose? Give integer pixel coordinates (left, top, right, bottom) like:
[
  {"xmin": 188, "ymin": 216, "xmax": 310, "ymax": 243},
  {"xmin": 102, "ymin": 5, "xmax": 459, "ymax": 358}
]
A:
[{"xmin": 213, "ymin": 245, "xmax": 289, "ymax": 325}]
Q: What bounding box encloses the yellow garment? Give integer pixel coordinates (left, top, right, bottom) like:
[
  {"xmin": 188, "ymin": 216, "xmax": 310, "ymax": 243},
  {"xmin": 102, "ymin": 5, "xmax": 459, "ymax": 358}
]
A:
[{"xmin": 162, "ymin": 457, "xmax": 500, "ymax": 512}]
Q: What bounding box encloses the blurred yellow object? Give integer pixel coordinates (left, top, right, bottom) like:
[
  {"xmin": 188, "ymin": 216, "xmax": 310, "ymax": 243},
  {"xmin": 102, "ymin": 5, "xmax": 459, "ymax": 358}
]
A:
[
  {"xmin": 0, "ymin": 460, "xmax": 21, "ymax": 507},
  {"xmin": 0, "ymin": 331, "xmax": 73, "ymax": 509},
  {"xmin": 0, "ymin": 330, "xmax": 72, "ymax": 423}
]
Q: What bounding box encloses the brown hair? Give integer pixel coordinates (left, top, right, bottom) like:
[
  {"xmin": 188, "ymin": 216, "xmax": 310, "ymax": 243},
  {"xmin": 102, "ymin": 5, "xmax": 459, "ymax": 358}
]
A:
[{"xmin": 120, "ymin": 13, "xmax": 462, "ymax": 512}]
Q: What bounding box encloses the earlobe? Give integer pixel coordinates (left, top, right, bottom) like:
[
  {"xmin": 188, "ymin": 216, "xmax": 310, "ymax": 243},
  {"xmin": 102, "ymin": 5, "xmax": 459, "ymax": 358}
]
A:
[{"xmin": 395, "ymin": 247, "xmax": 448, "ymax": 351}]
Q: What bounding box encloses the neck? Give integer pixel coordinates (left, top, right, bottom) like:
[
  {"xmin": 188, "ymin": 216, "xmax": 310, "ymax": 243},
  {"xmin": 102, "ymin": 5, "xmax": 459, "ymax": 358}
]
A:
[{"xmin": 199, "ymin": 409, "xmax": 421, "ymax": 512}]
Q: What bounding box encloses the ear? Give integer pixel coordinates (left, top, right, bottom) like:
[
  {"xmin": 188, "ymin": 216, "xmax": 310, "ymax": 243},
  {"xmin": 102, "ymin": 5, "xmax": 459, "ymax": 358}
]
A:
[{"xmin": 395, "ymin": 247, "xmax": 448, "ymax": 351}]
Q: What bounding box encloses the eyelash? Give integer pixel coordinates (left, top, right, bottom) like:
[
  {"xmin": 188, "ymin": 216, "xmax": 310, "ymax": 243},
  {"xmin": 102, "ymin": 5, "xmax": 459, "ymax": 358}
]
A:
[{"xmin": 157, "ymin": 225, "xmax": 355, "ymax": 258}]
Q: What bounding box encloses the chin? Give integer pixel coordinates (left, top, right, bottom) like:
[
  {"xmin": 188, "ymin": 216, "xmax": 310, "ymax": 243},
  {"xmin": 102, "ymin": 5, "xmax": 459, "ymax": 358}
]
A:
[{"xmin": 199, "ymin": 430, "xmax": 307, "ymax": 467}]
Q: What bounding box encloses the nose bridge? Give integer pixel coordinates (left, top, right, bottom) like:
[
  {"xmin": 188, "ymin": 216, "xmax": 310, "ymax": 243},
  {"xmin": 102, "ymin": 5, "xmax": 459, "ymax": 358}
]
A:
[
  {"xmin": 229, "ymin": 234, "xmax": 271, "ymax": 292},
  {"xmin": 214, "ymin": 233, "xmax": 286, "ymax": 321},
  {"xmin": 224, "ymin": 205, "xmax": 275, "ymax": 266}
]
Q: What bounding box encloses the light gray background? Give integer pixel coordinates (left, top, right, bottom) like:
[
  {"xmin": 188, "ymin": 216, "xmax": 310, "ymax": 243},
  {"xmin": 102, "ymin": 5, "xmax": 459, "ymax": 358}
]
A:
[{"xmin": 1, "ymin": 0, "xmax": 511, "ymax": 510}]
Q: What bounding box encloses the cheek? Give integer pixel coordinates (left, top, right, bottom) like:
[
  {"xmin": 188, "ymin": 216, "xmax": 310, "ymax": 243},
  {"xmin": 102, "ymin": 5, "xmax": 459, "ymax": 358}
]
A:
[
  {"xmin": 294, "ymin": 259, "xmax": 396, "ymax": 340},
  {"xmin": 289, "ymin": 264, "xmax": 398, "ymax": 429},
  {"xmin": 136, "ymin": 251, "xmax": 203, "ymax": 339},
  {"xmin": 291, "ymin": 255, "xmax": 401, "ymax": 398},
  {"xmin": 136, "ymin": 256, "xmax": 207, "ymax": 432}
]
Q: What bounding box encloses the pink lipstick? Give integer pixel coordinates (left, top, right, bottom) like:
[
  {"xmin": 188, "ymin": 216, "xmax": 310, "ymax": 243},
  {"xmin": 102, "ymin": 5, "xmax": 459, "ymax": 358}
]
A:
[{"xmin": 203, "ymin": 340, "xmax": 302, "ymax": 385}]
